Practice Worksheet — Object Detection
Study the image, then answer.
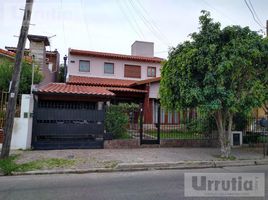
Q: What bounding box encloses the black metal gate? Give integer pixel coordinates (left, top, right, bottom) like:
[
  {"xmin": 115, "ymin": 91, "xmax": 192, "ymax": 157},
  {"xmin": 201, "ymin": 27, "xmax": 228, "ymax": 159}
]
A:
[
  {"xmin": 32, "ymin": 100, "xmax": 105, "ymax": 149},
  {"xmin": 140, "ymin": 106, "xmax": 160, "ymax": 145}
]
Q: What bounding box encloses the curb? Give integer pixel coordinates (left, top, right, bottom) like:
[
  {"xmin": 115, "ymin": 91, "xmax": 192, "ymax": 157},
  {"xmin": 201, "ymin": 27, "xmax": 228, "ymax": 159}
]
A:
[{"xmin": 8, "ymin": 159, "xmax": 268, "ymax": 176}]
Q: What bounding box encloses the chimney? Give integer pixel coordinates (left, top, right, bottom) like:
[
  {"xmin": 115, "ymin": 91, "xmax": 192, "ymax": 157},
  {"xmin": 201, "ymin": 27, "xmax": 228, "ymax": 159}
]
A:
[
  {"xmin": 131, "ymin": 41, "xmax": 154, "ymax": 57},
  {"xmin": 28, "ymin": 34, "xmax": 50, "ymax": 70}
]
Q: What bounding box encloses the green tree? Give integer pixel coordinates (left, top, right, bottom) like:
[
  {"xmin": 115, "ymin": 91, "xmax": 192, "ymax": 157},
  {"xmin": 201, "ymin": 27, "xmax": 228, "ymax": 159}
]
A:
[
  {"xmin": 160, "ymin": 11, "xmax": 268, "ymax": 158},
  {"xmin": 0, "ymin": 58, "xmax": 43, "ymax": 94},
  {"xmin": 58, "ymin": 64, "xmax": 65, "ymax": 83}
]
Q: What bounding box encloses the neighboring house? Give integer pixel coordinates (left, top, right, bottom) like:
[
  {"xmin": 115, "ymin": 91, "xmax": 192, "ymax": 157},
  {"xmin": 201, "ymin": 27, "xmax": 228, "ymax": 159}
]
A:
[
  {"xmin": 0, "ymin": 48, "xmax": 32, "ymax": 63},
  {"xmin": 5, "ymin": 34, "xmax": 60, "ymax": 87}
]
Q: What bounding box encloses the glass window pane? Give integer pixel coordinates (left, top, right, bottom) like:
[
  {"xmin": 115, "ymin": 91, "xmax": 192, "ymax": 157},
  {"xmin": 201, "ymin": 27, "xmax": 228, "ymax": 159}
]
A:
[
  {"xmin": 148, "ymin": 67, "xmax": 156, "ymax": 77},
  {"xmin": 104, "ymin": 63, "xmax": 114, "ymax": 74},
  {"xmin": 79, "ymin": 60, "xmax": 90, "ymax": 72},
  {"xmin": 174, "ymin": 112, "xmax": 178, "ymax": 123},
  {"xmin": 152, "ymin": 68, "xmax": 156, "ymax": 76},
  {"xmin": 168, "ymin": 112, "xmax": 172, "ymax": 123}
]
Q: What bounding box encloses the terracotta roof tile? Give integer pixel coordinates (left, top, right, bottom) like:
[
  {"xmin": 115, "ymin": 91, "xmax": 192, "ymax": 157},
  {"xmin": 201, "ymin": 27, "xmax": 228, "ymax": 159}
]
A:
[
  {"xmin": 37, "ymin": 83, "xmax": 115, "ymax": 96},
  {"xmin": 68, "ymin": 76, "xmax": 137, "ymax": 87},
  {"xmin": 107, "ymin": 87, "xmax": 147, "ymax": 93},
  {"xmin": 131, "ymin": 77, "xmax": 161, "ymax": 86},
  {"xmin": 69, "ymin": 48, "xmax": 164, "ymax": 63},
  {"xmin": 0, "ymin": 48, "xmax": 32, "ymax": 63}
]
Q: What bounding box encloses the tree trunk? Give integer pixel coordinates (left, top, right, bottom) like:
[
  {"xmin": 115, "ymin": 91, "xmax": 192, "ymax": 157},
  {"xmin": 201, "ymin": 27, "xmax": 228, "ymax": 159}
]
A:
[{"xmin": 215, "ymin": 111, "xmax": 233, "ymax": 158}]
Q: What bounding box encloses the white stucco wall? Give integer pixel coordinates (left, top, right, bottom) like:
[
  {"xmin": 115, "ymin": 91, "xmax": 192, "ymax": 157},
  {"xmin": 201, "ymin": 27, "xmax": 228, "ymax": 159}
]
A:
[
  {"xmin": 10, "ymin": 94, "xmax": 33, "ymax": 149},
  {"xmin": 149, "ymin": 82, "xmax": 160, "ymax": 99},
  {"xmin": 67, "ymin": 54, "xmax": 161, "ymax": 80}
]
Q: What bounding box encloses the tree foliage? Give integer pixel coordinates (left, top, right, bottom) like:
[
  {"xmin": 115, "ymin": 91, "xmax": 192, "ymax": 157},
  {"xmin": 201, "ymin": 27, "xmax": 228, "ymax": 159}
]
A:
[
  {"xmin": 160, "ymin": 11, "xmax": 268, "ymax": 157},
  {"xmin": 0, "ymin": 58, "xmax": 43, "ymax": 94}
]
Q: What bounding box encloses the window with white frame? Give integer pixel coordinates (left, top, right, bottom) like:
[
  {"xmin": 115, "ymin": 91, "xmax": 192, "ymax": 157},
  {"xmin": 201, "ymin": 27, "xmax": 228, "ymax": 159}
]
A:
[
  {"xmin": 147, "ymin": 66, "xmax": 156, "ymax": 77},
  {"xmin": 104, "ymin": 62, "xmax": 114, "ymax": 74},
  {"xmin": 79, "ymin": 60, "xmax": 90, "ymax": 72}
]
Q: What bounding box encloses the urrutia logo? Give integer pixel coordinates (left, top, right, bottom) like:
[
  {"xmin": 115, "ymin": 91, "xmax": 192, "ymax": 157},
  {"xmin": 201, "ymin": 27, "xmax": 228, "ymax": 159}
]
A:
[{"xmin": 184, "ymin": 173, "xmax": 265, "ymax": 197}]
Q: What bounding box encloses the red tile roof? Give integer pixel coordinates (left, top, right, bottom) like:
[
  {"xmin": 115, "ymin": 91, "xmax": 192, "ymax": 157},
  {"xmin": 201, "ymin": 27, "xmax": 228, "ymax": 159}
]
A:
[
  {"xmin": 68, "ymin": 76, "xmax": 137, "ymax": 87},
  {"xmin": 69, "ymin": 48, "xmax": 164, "ymax": 63},
  {"xmin": 37, "ymin": 83, "xmax": 115, "ymax": 96},
  {"xmin": 107, "ymin": 87, "xmax": 147, "ymax": 93},
  {"xmin": 0, "ymin": 48, "xmax": 32, "ymax": 63},
  {"xmin": 131, "ymin": 77, "xmax": 161, "ymax": 86}
]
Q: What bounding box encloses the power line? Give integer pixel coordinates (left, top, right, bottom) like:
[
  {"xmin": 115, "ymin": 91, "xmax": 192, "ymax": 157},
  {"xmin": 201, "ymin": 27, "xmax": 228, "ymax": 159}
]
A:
[
  {"xmin": 134, "ymin": 0, "xmax": 171, "ymax": 45},
  {"xmin": 116, "ymin": 0, "xmax": 144, "ymax": 39},
  {"xmin": 248, "ymin": 0, "xmax": 264, "ymax": 27},
  {"xmin": 127, "ymin": 0, "xmax": 170, "ymax": 47},
  {"xmin": 201, "ymin": 0, "xmax": 239, "ymax": 25},
  {"xmin": 80, "ymin": 0, "xmax": 91, "ymax": 46},
  {"xmin": 60, "ymin": 0, "xmax": 67, "ymax": 51},
  {"xmin": 244, "ymin": 0, "xmax": 265, "ymax": 29}
]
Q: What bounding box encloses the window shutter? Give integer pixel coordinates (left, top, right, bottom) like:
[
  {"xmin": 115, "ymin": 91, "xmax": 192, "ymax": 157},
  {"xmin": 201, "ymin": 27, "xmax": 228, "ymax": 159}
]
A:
[{"xmin": 124, "ymin": 65, "xmax": 141, "ymax": 78}]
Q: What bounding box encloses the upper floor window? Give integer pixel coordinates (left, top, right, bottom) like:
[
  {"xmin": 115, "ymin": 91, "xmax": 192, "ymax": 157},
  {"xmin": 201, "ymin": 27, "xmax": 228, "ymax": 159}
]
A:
[
  {"xmin": 104, "ymin": 62, "xmax": 114, "ymax": 74},
  {"xmin": 124, "ymin": 65, "xmax": 141, "ymax": 78},
  {"xmin": 147, "ymin": 66, "xmax": 156, "ymax": 77},
  {"xmin": 79, "ymin": 60, "xmax": 90, "ymax": 72}
]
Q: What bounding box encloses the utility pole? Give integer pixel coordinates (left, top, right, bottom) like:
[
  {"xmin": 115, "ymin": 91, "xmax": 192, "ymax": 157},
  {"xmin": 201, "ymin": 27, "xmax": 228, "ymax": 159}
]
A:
[
  {"xmin": 1, "ymin": 0, "xmax": 34, "ymax": 159},
  {"xmin": 266, "ymin": 20, "xmax": 268, "ymax": 37}
]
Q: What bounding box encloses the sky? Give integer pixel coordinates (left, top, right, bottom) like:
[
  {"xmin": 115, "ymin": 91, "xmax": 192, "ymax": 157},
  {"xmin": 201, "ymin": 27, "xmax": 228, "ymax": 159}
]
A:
[{"xmin": 0, "ymin": 0, "xmax": 267, "ymax": 62}]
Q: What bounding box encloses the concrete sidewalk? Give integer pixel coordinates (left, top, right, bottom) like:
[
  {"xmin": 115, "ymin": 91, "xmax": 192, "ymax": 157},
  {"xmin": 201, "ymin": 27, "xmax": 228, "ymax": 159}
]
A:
[{"xmin": 11, "ymin": 147, "xmax": 265, "ymax": 172}]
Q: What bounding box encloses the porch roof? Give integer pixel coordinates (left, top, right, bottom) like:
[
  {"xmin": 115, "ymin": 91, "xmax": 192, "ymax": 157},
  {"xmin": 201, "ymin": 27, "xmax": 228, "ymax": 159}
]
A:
[
  {"xmin": 36, "ymin": 83, "xmax": 115, "ymax": 96},
  {"xmin": 131, "ymin": 77, "xmax": 161, "ymax": 86},
  {"xmin": 107, "ymin": 87, "xmax": 147, "ymax": 93},
  {"xmin": 36, "ymin": 83, "xmax": 147, "ymax": 96}
]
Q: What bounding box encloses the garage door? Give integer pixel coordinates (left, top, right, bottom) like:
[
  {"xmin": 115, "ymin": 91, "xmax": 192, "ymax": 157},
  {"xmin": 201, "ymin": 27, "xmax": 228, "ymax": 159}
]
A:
[{"xmin": 32, "ymin": 100, "xmax": 105, "ymax": 149}]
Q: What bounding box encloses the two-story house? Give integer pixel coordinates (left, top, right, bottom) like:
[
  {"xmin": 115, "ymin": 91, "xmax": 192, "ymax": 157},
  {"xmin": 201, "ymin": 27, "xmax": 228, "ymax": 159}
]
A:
[{"xmin": 36, "ymin": 41, "xmax": 174, "ymax": 125}]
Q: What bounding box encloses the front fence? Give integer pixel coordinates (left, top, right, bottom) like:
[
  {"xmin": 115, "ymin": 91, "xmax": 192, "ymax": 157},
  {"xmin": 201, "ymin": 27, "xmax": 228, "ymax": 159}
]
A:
[
  {"xmin": 0, "ymin": 91, "xmax": 22, "ymax": 129},
  {"xmin": 124, "ymin": 109, "xmax": 218, "ymax": 145},
  {"xmin": 243, "ymin": 117, "xmax": 268, "ymax": 146}
]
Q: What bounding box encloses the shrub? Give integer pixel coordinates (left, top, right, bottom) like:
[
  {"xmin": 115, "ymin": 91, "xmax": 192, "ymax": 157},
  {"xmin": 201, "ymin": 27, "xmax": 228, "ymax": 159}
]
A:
[
  {"xmin": 186, "ymin": 117, "xmax": 210, "ymax": 134},
  {"xmin": 105, "ymin": 103, "xmax": 139, "ymax": 139}
]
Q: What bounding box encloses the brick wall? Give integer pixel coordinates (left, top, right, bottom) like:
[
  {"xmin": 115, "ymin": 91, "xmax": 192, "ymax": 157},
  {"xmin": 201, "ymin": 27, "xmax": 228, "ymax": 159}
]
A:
[
  {"xmin": 0, "ymin": 129, "xmax": 3, "ymax": 143},
  {"xmin": 104, "ymin": 139, "xmax": 218, "ymax": 149}
]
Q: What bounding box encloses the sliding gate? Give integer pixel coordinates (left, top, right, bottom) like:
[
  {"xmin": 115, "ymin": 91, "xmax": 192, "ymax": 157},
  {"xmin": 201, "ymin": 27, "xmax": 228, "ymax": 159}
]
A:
[{"xmin": 32, "ymin": 100, "xmax": 105, "ymax": 149}]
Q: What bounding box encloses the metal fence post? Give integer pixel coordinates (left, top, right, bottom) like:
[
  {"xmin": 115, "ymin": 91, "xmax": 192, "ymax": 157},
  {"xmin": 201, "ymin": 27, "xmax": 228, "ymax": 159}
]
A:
[
  {"xmin": 139, "ymin": 105, "xmax": 143, "ymax": 145},
  {"xmin": 157, "ymin": 104, "xmax": 161, "ymax": 143}
]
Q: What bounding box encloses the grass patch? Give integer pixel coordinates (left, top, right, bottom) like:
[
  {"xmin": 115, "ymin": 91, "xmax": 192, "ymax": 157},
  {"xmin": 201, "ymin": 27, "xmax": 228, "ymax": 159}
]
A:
[
  {"xmin": 145, "ymin": 130, "xmax": 208, "ymax": 139},
  {"xmin": 100, "ymin": 160, "xmax": 119, "ymax": 168},
  {"xmin": 115, "ymin": 132, "xmax": 132, "ymax": 139},
  {"xmin": 213, "ymin": 155, "xmax": 237, "ymax": 161},
  {"xmin": 0, "ymin": 155, "xmax": 76, "ymax": 175}
]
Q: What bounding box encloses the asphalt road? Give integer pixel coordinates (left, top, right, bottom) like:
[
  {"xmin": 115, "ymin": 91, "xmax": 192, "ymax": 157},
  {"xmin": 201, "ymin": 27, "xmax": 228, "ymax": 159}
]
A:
[{"xmin": 0, "ymin": 165, "xmax": 267, "ymax": 200}]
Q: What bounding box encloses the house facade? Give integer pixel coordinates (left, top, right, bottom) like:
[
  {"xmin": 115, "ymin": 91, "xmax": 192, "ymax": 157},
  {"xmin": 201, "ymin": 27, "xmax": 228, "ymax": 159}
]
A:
[{"xmin": 64, "ymin": 41, "xmax": 163, "ymax": 124}]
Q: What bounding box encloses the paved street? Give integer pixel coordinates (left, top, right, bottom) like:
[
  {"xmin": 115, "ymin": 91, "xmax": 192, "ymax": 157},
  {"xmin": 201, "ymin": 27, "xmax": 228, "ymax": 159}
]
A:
[{"xmin": 0, "ymin": 165, "xmax": 267, "ymax": 200}]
